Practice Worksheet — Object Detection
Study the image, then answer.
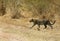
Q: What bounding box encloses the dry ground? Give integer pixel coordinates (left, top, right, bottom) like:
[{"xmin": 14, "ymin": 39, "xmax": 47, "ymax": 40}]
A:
[{"xmin": 0, "ymin": 16, "xmax": 60, "ymax": 41}]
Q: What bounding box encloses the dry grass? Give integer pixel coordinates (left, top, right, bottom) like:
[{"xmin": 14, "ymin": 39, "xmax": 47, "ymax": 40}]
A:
[
  {"xmin": 0, "ymin": 0, "xmax": 60, "ymax": 41},
  {"xmin": 0, "ymin": 14, "xmax": 59, "ymax": 41},
  {"xmin": 0, "ymin": 20, "xmax": 59, "ymax": 41}
]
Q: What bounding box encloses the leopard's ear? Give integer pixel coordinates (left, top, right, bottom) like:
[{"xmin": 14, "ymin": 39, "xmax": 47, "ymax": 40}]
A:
[{"xmin": 54, "ymin": 20, "xmax": 56, "ymax": 22}]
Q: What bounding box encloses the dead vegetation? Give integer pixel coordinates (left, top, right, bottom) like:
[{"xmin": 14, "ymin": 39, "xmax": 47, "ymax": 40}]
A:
[
  {"xmin": 0, "ymin": 0, "xmax": 60, "ymax": 41},
  {"xmin": 0, "ymin": 0, "xmax": 59, "ymax": 19}
]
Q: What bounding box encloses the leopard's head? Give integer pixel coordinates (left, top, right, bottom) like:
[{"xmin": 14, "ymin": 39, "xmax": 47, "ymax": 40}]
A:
[{"xmin": 29, "ymin": 19, "xmax": 34, "ymax": 22}]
